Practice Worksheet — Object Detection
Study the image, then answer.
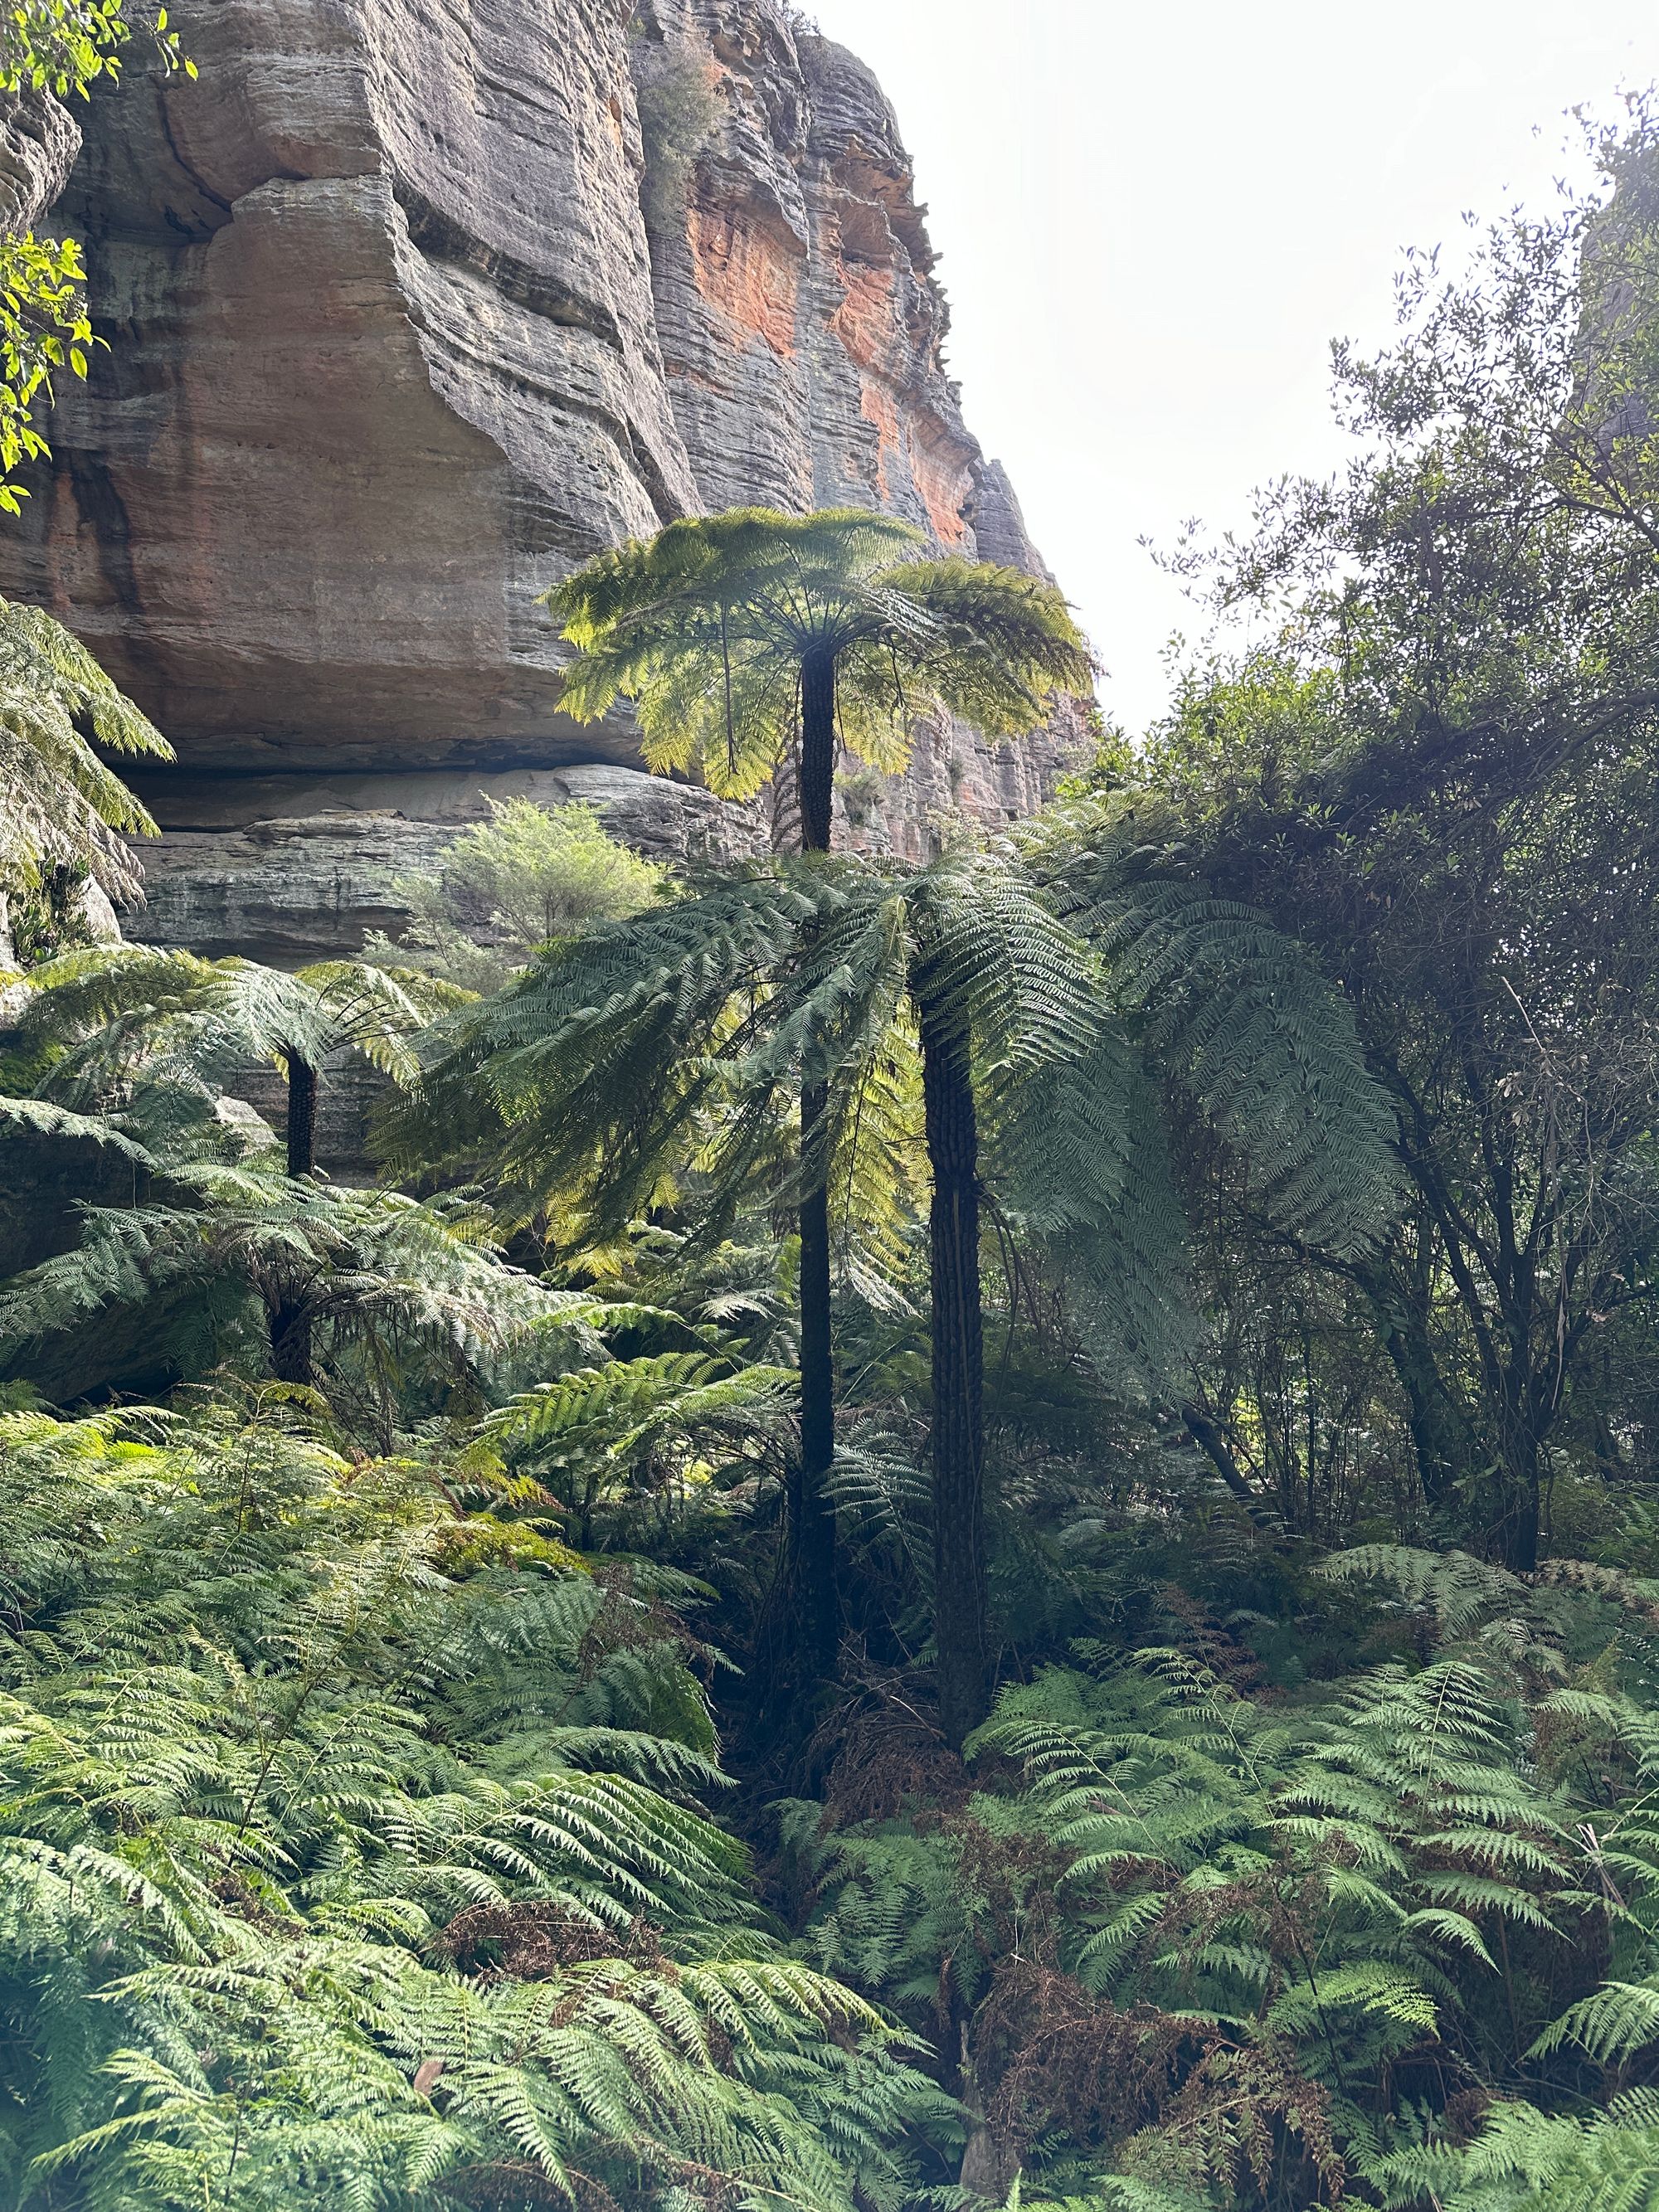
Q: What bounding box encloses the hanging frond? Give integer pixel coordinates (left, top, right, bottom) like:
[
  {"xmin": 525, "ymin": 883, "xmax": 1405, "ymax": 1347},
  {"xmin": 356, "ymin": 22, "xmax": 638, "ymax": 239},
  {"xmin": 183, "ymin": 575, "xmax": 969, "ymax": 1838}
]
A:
[
  {"xmin": 0, "ymin": 596, "xmax": 173, "ymax": 906},
  {"xmin": 1049, "ymin": 838, "xmax": 1403, "ymax": 1255}
]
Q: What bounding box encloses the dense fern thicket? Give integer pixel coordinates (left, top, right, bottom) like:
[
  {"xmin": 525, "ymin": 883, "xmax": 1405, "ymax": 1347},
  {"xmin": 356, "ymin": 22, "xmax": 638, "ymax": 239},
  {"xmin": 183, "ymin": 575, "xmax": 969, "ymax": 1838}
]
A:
[
  {"xmin": 0, "ymin": 1400, "xmax": 955, "ymax": 2210},
  {"xmin": 13, "ymin": 82, "xmax": 1659, "ymax": 2212}
]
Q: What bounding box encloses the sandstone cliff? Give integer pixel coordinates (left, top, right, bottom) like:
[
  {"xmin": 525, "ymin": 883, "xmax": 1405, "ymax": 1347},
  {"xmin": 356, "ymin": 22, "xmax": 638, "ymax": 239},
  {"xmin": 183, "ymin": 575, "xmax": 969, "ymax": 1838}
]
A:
[{"xmin": 0, "ymin": 0, "xmax": 1084, "ymax": 963}]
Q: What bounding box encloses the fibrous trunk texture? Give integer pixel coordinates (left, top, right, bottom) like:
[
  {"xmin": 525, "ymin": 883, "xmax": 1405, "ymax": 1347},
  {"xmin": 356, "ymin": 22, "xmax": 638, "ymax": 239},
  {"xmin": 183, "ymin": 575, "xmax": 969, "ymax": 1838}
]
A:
[
  {"xmin": 920, "ymin": 986, "xmax": 990, "ymax": 1748},
  {"xmin": 284, "ymin": 1053, "xmax": 319, "ymax": 1180},
  {"xmin": 785, "ymin": 646, "xmax": 841, "ymax": 1687},
  {"xmin": 799, "ymin": 650, "xmax": 836, "ymax": 855},
  {"xmin": 793, "ymin": 1099, "xmax": 840, "ymax": 1680}
]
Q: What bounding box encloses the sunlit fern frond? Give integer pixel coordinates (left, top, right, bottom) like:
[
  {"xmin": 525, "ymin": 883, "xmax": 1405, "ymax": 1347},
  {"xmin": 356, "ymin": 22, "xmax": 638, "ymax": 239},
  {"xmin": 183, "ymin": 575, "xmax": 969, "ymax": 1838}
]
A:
[{"xmin": 0, "ymin": 597, "xmax": 172, "ymax": 905}]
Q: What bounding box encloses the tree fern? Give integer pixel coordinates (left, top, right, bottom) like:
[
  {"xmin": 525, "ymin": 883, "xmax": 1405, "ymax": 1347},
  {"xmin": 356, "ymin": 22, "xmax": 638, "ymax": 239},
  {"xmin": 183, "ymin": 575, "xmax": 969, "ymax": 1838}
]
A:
[
  {"xmin": 0, "ymin": 1165, "xmax": 579, "ymax": 1416},
  {"xmin": 547, "ymin": 507, "xmax": 1092, "ymax": 833},
  {"xmin": 12, "ymin": 942, "xmax": 461, "ymax": 1174},
  {"xmin": 1035, "ymin": 812, "xmax": 1404, "ymax": 1257},
  {"xmin": 0, "ymin": 597, "xmax": 173, "ymax": 918}
]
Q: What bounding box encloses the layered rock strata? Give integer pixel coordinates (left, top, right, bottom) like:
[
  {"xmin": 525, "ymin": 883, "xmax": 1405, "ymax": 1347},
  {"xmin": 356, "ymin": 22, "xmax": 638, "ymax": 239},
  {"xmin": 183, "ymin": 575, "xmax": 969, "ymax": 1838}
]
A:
[{"xmin": 0, "ymin": 0, "xmax": 1085, "ymax": 971}]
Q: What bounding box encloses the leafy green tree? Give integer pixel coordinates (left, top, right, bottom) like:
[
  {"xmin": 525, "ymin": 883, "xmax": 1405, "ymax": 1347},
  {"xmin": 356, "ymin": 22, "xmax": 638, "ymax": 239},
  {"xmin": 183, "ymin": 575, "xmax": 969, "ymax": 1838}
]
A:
[
  {"xmin": 545, "ymin": 508, "xmax": 1092, "ymax": 1690},
  {"xmin": 1111, "ymin": 110, "xmax": 1659, "ymax": 1569},
  {"xmin": 0, "ymin": 0, "xmax": 191, "ymax": 96},
  {"xmin": 367, "ymin": 796, "xmax": 669, "ymax": 991}
]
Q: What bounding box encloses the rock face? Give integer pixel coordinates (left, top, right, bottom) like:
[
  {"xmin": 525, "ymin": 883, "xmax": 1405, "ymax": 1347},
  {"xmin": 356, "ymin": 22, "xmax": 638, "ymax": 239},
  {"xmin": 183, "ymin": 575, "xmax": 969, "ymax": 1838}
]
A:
[
  {"xmin": 128, "ymin": 763, "xmax": 768, "ymax": 965},
  {"xmin": 0, "ymin": 0, "xmax": 1085, "ymax": 966},
  {"xmin": 0, "ymin": 86, "xmax": 82, "ymax": 240}
]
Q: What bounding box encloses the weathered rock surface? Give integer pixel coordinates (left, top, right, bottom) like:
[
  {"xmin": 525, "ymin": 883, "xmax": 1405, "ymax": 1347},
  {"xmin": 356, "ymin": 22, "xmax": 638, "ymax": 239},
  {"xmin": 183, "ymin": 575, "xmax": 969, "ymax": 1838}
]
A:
[
  {"xmin": 2, "ymin": 0, "xmax": 694, "ymax": 773},
  {"xmin": 0, "ymin": 85, "xmax": 82, "ymax": 238},
  {"xmin": 127, "ymin": 763, "xmax": 766, "ymax": 964},
  {"xmin": 0, "ymin": 0, "xmax": 1086, "ymax": 970}
]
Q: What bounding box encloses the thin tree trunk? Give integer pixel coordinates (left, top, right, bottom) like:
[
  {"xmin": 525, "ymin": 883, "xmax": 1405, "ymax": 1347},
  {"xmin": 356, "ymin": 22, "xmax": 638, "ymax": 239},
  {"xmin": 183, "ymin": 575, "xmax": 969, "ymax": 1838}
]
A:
[
  {"xmin": 794, "ymin": 1101, "xmax": 839, "ymax": 1674},
  {"xmin": 1493, "ymin": 1395, "xmax": 1543, "ymax": 1573},
  {"xmin": 273, "ymin": 1049, "xmax": 319, "ymax": 1388},
  {"xmin": 1356, "ymin": 1266, "xmax": 1473, "ymax": 1514},
  {"xmin": 1180, "ymin": 1402, "xmax": 1284, "ymax": 1538},
  {"xmin": 919, "ymin": 984, "xmax": 990, "ymax": 1748},
  {"xmin": 285, "ymin": 1050, "xmax": 318, "ymax": 1179},
  {"xmin": 785, "ymin": 646, "xmax": 840, "ymax": 1684}
]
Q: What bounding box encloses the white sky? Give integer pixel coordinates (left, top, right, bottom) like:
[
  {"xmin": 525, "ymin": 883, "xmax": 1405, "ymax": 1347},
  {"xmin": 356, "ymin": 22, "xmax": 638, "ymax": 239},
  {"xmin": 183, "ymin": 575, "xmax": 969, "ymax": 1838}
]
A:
[{"xmin": 809, "ymin": 0, "xmax": 1659, "ymax": 733}]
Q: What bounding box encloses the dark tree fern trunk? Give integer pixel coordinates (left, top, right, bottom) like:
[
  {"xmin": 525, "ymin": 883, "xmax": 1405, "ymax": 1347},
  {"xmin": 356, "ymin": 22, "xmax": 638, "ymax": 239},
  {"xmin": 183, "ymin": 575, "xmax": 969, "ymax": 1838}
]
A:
[
  {"xmin": 920, "ymin": 986, "xmax": 990, "ymax": 1748},
  {"xmin": 798, "ymin": 649, "xmax": 837, "ymax": 853},
  {"xmin": 771, "ymin": 645, "xmax": 842, "ymax": 1701},
  {"xmin": 792, "ymin": 1094, "xmax": 839, "ymax": 1675},
  {"xmin": 285, "ymin": 1050, "xmax": 319, "ymax": 1179},
  {"xmin": 273, "ymin": 1049, "xmax": 319, "ymax": 1385},
  {"xmin": 269, "ymin": 1299, "xmax": 314, "ymax": 1387}
]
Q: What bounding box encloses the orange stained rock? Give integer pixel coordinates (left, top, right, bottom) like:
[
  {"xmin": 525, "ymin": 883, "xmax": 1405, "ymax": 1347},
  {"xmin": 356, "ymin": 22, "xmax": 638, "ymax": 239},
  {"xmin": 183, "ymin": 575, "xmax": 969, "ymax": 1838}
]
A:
[
  {"xmin": 830, "ymin": 256, "xmax": 900, "ymax": 375},
  {"xmin": 686, "ymin": 203, "xmax": 801, "ymax": 357},
  {"xmin": 857, "ymin": 378, "xmax": 970, "ymax": 547},
  {"xmin": 910, "ymin": 427, "xmax": 971, "ymax": 548}
]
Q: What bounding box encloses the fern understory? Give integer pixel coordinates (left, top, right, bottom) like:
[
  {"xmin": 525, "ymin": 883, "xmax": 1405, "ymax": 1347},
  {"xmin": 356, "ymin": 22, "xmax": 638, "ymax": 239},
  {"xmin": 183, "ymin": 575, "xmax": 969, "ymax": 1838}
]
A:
[{"xmin": 0, "ymin": 1400, "xmax": 953, "ymax": 2211}]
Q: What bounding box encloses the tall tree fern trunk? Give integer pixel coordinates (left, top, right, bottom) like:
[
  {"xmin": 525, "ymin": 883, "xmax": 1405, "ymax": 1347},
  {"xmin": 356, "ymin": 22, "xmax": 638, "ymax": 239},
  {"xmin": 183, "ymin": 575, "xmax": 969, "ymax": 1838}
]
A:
[
  {"xmin": 273, "ymin": 1048, "xmax": 319, "ymax": 1387},
  {"xmin": 794, "ymin": 1116, "xmax": 839, "ymax": 1672},
  {"xmin": 285, "ymin": 1050, "xmax": 318, "ymax": 1179},
  {"xmin": 920, "ymin": 984, "xmax": 990, "ymax": 1748},
  {"xmin": 799, "ymin": 649, "xmax": 836, "ymax": 853},
  {"xmin": 788, "ymin": 646, "xmax": 840, "ymax": 1682}
]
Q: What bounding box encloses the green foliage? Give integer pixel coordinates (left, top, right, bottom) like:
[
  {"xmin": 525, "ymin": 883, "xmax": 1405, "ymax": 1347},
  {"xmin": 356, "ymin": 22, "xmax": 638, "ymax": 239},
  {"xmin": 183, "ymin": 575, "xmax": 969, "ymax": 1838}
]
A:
[
  {"xmin": 0, "ymin": 0, "xmax": 192, "ymax": 96},
  {"xmin": 0, "ymin": 599, "xmax": 172, "ymax": 912},
  {"xmin": 547, "ymin": 506, "xmax": 1092, "ymax": 803},
  {"xmin": 483, "ymin": 1347, "xmax": 799, "ymax": 1548},
  {"xmin": 368, "ymin": 798, "xmax": 670, "ymax": 991},
  {"xmin": 788, "ymin": 1590, "xmax": 1659, "ymax": 2205},
  {"xmin": 416, "ymin": 829, "xmax": 1398, "ymax": 1391},
  {"xmin": 1041, "ymin": 823, "xmax": 1404, "ymax": 1258},
  {"xmin": 0, "ymin": 1164, "xmax": 568, "ymax": 1406},
  {"xmin": 0, "ymin": 1400, "xmax": 947, "ymax": 2208},
  {"xmin": 1053, "ymin": 100, "xmax": 1659, "ymax": 1572},
  {"xmin": 0, "ymin": 4, "xmax": 194, "ymax": 513},
  {"xmin": 632, "ymin": 28, "xmax": 719, "ymax": 233},
  {"xmin": 1376, "ymin": 2091, "xmax": 1659, "ymax": 2210},
  {"xmin": 12, "ymin": 940, "xmax": 457, "ymax": 1079},
  {"xmin": 14, "ymin": 85, "xmax": 1659, "ymax": 2212},
  {"xmin": 0, "ymin": 232, "xmax": 95, "ymax": 517}
]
